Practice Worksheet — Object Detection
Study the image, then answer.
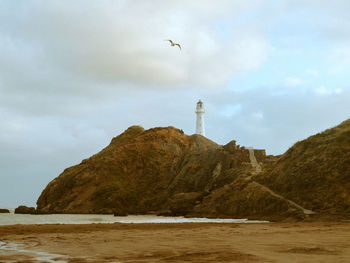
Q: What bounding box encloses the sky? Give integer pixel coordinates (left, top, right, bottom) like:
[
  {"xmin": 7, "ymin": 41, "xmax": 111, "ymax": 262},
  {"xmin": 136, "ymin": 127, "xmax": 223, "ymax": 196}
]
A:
[{"xmin": 1, "ymin": 0, "xmax": 350, "ymax": 207}]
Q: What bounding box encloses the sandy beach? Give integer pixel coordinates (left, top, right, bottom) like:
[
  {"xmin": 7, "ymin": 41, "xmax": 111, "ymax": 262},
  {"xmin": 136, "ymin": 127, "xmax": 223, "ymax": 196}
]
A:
[{"xmin": 1, "ymin": 222, "xmax": 350, "ymax": 262}]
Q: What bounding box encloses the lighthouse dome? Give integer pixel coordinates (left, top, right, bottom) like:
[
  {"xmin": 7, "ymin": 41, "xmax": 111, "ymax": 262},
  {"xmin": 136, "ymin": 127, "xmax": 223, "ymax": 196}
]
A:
[{"xmin": 196, "ymin": 100, "xmax": 205, "ymax": 113}]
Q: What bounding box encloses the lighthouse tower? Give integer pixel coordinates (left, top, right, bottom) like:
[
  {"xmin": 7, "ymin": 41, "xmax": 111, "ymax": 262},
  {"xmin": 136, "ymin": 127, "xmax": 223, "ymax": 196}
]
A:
[{"xmin": 195, "ymin": 100, "xmax": 205, "ymax": 136}]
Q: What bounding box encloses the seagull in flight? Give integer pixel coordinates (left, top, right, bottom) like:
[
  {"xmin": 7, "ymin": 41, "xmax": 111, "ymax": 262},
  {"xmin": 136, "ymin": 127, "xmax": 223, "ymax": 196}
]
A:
[{"xmin": 165, "ymin": 39, "xmax": 181, "ymax": 50}]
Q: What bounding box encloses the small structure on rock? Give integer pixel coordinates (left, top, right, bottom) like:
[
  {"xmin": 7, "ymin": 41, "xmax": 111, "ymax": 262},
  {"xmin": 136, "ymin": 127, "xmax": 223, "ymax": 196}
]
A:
[{"xmin": 195, "ymin": 100, "xmax": 205, "ymax": 136}]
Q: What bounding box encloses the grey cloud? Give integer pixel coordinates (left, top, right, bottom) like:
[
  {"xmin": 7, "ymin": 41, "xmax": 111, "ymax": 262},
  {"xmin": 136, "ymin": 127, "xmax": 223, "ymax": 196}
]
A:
[
  {"xmin": 1, "ymin": 84, "xmax": 350, "ymax": 207},
  {"xmin": 1, "ymin": 0, "xmax": 350, "ymax": 208},
  {"xmin": 0, "ymin": 0, "xmax": 269, "ymax": 96},
  {"xmin": 205, "ymin": 87, "xmax": 350, "ymax": 154}
]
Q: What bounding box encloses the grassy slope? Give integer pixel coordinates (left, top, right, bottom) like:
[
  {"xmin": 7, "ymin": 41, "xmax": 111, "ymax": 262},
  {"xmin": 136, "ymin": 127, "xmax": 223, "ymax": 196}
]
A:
[{"xmin": 255, "ymin": 119, "xmax": 350, "ymax": 213}]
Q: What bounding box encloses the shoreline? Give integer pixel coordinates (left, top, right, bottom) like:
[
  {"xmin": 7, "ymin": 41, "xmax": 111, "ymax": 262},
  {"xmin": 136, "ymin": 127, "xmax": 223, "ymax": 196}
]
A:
[
  {"xmin": 1, "ymin": 222, "xmax": 350, "ymax": 262},
  {"xmin": 0, "ymin": 213, "xmax": 271, "ymax": 226}
]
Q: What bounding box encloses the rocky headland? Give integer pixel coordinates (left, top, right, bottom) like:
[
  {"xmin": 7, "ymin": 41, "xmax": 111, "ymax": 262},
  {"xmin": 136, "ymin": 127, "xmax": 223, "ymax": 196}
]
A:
[
  {"xmin": 36, "ymin": 119, "xmax": 350, "ymax": 221},
  {"xmin": 14, "ymin": 206, "xmax": 36, "ymax": 214},
  {"xmin": 255, "ymin": 118, "xmax": 350, "ymax": 215}
]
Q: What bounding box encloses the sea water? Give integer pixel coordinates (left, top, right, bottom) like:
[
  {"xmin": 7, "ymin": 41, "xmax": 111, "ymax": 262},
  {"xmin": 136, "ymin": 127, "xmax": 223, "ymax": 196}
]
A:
[
  {"xmin": 0, "ymin": 241, "xmax": 68, "ymax": 263},
  {"xmin": 0, "ymin": 209, "xmax": 268, "ymax": 225}
]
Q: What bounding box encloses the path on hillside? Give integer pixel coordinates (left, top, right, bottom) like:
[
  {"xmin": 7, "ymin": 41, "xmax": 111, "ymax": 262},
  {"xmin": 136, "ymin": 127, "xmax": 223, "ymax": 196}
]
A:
[
  {"xmin": 247, "ymin": 148, "xmax": 315, "ymax": 216},
  {"xmin": 248, "ymin": 148, "xmax": 262, "ymax": 174}
]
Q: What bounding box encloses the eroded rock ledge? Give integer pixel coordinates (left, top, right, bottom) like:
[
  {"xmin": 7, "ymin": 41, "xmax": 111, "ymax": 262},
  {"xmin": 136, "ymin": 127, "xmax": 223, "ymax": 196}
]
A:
[{"xmin": 36, "ymin": 119, "xmax": 350, "ymax": 221}]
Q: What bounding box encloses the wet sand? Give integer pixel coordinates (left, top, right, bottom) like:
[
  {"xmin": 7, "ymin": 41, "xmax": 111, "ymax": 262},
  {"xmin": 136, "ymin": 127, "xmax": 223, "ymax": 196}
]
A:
[{"xmin": 1, "ymin": 222, "xmax": 350, "ymax": 262}]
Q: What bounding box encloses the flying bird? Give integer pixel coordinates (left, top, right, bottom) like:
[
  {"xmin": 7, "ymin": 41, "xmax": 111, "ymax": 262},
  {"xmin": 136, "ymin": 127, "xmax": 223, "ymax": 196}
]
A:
[{"xmin": 165, "ymin": 39, "xmax": 181, "ymax": 50}]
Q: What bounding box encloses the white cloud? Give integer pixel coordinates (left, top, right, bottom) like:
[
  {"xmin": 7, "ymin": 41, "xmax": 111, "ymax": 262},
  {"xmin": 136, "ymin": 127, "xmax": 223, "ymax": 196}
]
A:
[
  {"xmin": 251, "ymin": 111, "xmax": 264, "ymax": 119},
  {"xmin": 314, "ymin": 86, "xmax": 342, "ymax": 95},
  {"xmin": 306, "ymin": 69, "xmax": 319, "ymax": 77},
  {"xmin": 284, "ymin": 77, "xmax": 304, "ymax": 87},
  {"xmin": 1, "ymin": 0, "xmax": 350, "ymax": 208},
  {"xmin": 328, "ymin": 44, "xmax": 350, "ymax": 75},
  {"xmin": 0, "ymin": 0, "xmax": 270, "ymax": 95},
  {"xmin": 219, "ymin": 104, "xmax": 242, "ymax": 118}
]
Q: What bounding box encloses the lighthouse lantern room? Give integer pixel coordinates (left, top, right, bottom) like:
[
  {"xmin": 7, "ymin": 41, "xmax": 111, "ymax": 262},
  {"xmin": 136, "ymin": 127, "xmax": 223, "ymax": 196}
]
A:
[{"xmin": 195, "ymin": 100, "xmax": 205, "ymax": 136}]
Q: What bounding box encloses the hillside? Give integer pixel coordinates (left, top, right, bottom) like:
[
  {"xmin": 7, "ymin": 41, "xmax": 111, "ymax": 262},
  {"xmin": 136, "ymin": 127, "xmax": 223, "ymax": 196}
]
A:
[
  {"xmin": 255, "ymin": 119, "xmax": 350, "ymax": 214},
  {"xmin": 36, "ymin": 119, "xmax": 350, "ymax": 220},
  {"xmin": 37, "ymin": 126, "xmax": 191, "ymax": 214},
  {"xmin": 36, "ymin": 126, "xmax": 233, "ymax": 213},
  {"xmin": 37, "ymin": 125, "xmax": 303, "ymax": 220}
]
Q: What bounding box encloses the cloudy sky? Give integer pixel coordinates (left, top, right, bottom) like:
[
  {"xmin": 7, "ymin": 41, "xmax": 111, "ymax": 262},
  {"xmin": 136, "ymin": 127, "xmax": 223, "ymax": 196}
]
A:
[{"xmin": 1, "ymin": 0, "xmax": 350, "ymax": 207}]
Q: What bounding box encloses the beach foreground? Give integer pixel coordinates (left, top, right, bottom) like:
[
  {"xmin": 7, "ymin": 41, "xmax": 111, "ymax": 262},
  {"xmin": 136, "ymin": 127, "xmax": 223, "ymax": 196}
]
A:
[{"xmin": 1, "ymin": 222, "xmax": 350, "ymax": 262}]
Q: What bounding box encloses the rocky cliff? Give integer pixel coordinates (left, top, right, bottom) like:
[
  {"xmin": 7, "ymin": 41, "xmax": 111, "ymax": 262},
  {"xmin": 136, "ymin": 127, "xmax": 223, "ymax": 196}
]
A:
[
  {"xmin": 37, "ymin": 119, "xmax": 350, "ymax": 220},
  {"xmin": 255, "ymin": 119, "xmax": 350, "ymax": 214},
  {"xmin": 37, "ymin": 125, "xmax": 287, "ymax": 219}
]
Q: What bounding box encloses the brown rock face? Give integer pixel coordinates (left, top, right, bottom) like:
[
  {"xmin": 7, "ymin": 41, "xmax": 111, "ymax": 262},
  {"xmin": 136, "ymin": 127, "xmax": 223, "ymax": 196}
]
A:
[
  {"xmin": 37, "ymin": 126, "xmax": 273, "ymax": 218},
  {"xmin": 15, "ymin": 206, "xmax": 36, "ymax": 214},
  {"xmin": 37, "ymin": 120, "xmax": 350, "ymax": 220},
  {"xmin": 38, "ymin": 125, "xmax": 183, "ymax": 214},
  {"xmin": 255, "ymin": 119, "xmax": 350, "ymax": 214},
  {"xmin": 0, "ymin": 208, "xmax": 10, "ymax": 213},
  {"xmin": 189, "ymin": 177, "xmax": 304, "ymax": 221},
  {"xmin": 167, "ymin": 192, "xmax": 204, "ymax": 216}
]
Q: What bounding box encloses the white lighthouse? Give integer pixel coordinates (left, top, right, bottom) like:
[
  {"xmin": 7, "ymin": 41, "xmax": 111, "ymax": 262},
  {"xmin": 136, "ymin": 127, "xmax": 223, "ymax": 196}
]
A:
[{"xmin": 195, "ymin": 100, "xmax": 205, "ymax": 136}]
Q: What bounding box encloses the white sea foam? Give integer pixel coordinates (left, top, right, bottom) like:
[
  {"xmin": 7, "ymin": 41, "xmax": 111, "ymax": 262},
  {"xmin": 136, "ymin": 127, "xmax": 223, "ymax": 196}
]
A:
[{"xmin": 0, "ymin": 210, "xmax": 268, "ymax": 225}]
